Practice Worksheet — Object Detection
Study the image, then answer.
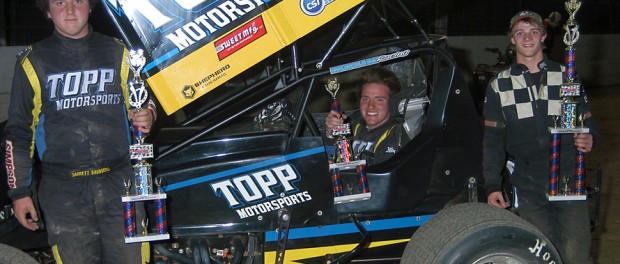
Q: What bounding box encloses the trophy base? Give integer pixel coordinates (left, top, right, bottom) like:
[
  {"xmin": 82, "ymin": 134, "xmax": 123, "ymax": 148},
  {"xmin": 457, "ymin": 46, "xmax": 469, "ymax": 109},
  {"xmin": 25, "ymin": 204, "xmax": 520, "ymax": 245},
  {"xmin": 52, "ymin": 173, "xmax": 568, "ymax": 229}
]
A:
[
  {"xmin": 546, "ymin": 193, "xmax": 587, "ymax": 201},
  {"xmin": 329, "ymin": 160, "xmax": 366, "ymax": 170},
  {"xmin": 548, "ymin": 127, "xmax": 590, "ymax": 134},
  {"xmin": 122, "ymin": 193, "xmax": 167, "ymax": 202},
  {"xmin": 125, "ymin": 233, "xmax": 170, "ymax": 243},
  {"xmin": 334, "ymin": 192, "xmax": 372, "ymax": 204}
]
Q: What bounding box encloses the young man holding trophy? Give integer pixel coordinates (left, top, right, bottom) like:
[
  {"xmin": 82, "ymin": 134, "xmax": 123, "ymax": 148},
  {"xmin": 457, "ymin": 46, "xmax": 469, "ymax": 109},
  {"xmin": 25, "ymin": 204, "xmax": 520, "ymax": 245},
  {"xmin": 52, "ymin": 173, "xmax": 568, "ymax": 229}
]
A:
[
  {"xmin": 325, "ymin": 67, "xmax": 406, "ymax": 166},
  {"xmin": 483, "ymin": 9, "xmax": 597, "ymax": 263},
  {"xmin": 5, "ymin": 0, "xmax": 155, "ymax": 263}
]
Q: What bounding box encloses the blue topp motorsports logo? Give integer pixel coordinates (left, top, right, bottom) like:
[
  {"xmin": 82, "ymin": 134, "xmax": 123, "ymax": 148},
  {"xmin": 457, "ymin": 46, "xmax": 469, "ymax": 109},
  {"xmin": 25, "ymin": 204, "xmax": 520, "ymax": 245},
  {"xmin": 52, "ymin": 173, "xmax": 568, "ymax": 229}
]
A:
[{"xmin": 300, "ymin": 0, "xmax": 335, "ymax": 16}]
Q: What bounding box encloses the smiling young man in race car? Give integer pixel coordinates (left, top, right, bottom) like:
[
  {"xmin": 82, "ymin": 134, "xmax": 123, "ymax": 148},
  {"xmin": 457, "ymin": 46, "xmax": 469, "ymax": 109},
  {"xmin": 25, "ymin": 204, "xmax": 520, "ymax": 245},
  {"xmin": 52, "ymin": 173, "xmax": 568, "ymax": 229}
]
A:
[{"xmin": 325, "ymin": 67, "xmax": 406, "ymax": 165}]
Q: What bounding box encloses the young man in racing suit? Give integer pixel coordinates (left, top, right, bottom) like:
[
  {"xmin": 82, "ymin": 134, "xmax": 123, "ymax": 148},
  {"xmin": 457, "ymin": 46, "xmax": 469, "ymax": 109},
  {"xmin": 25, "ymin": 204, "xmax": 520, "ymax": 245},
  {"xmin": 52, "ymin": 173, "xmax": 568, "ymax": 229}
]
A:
[
  {"xmin": 483, "ymin": 11, "xmax": 597, "ymax": 263},
  {"xmin": 325, "ymin": 67, "xmax": 406, "ymax": 165},
  {"xmin": 5, "ymin": 0, "xmax": 155, "ymax": 263}
]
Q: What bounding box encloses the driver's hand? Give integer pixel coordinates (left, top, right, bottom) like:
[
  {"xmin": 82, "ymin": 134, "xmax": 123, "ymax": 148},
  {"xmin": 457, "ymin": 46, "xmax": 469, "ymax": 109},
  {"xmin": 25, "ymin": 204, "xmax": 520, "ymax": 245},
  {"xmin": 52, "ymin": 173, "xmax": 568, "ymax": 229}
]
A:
[
  {"xmin": 325, "ymin": 110, "xmax": 346, "ymax": 138},
  {"xmin": 13, "ymin": 197, "xmax": 40, "ymax": 231},
  {"xmin": 487, "ymin": 191, "xmax": 510, "ymax": 209}
]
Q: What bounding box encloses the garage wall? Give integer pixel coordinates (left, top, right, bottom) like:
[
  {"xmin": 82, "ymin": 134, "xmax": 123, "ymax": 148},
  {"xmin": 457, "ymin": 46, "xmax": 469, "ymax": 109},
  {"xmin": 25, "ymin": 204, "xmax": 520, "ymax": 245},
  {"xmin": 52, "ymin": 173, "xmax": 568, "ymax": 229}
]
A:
[
  {"xmin": 0, "ymin": 34, "xmax": 618, "ymax": 121},
  {"xmin": 0, "ymin": 46, "xmax": 24, "ymax": 122},
  {"xmin": 448, "ymin": 34, "xmax": 620, "ymax": 87}
]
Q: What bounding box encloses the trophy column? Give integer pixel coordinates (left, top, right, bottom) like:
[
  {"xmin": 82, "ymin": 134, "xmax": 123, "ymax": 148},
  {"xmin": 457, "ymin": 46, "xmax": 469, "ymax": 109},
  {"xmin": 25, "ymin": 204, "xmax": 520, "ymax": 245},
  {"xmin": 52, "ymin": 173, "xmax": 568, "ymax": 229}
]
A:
[
  {"xmin": 123, "ymin": 180, "xmax": 136, "ymax": 238},
  {"xmin": 547, "ymin": 0, "xmax": 588, "ymax": 201},
  {"xmin": 324, "ymin": 78, "xmax": 371, "ymax": 204},
  {"xmin": 122, "ymin": 49, "xmax": 170, "ymax": 243}
]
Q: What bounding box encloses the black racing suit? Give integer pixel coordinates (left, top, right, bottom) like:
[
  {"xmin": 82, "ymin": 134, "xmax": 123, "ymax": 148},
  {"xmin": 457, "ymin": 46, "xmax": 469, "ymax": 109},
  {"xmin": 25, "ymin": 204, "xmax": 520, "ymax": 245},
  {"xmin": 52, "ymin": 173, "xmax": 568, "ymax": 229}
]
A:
[
  {"xmin": 5, "ymin": 30, "xmax": 148, "ymax": 263},
  {"xmin": 483, "ymin": 57, "xmax": 598, "ymax": 264},
  {"xmin": 350, "ymin": 117, "xmax": 404, "ymax": 165},
  {"xmin": 325, "ymin": 114, "xmax": 404, "ymax": 166}
]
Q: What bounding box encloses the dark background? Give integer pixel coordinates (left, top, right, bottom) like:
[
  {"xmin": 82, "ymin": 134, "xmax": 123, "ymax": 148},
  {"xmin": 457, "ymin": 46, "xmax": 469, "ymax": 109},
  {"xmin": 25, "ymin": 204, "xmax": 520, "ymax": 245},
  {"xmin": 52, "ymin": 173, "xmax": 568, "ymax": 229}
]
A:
[{"xmin": 0, "ymin": 0, "xmax": 618, "ymax": 46}]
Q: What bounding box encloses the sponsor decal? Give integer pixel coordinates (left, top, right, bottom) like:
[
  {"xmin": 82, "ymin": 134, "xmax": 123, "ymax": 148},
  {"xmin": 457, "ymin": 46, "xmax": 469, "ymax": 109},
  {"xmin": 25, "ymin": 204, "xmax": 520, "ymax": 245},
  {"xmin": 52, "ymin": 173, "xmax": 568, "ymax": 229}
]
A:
[
  {"xmin": 329, "ymin": 50, "xmax": 411, "ymax": 74},
  {"xmin": 352, "ymin": 139, "xmax": 374, "ymax": 157},
  {"xmin": 164, "ymin": 147, "xmax": 325, "ymax": 191},
  {"xmin": 182, "ymin": 85, "xmax": 196, "ymax": 99},
  {"xmin": 210, "ymin": 164, "xmax": 313, "ymax": 219},
  {"xmin": 104, "ymin": 0, "xmax": 363, "ymax": 114},
  {"xmin": 529, "ymin": 239, "xmax": 558, "ymax": 263},
  {"xmin": 47, "ymin": 69, "xmax": 122, "ymax": 111},
  {"xmin": 235, "ymin": 191, "xmax": 312, "ymax": 219},
  {"xmin": 105, "ymin": 0, "xmax": 272, "ymax": 63},
  {"xmin": 300, "ymin": 0, "xmax": 335, "ymax": 16},
  {"xmin": 186, "ymin": 64, "xmax": 231, "ymax": 96},
  {"xmin": 5, "ymin": 141, "xmax": 16, "ymax": 189},
  {"xmin": 215, "ymin": 16, "xmax": 267, "ymax": 60}
]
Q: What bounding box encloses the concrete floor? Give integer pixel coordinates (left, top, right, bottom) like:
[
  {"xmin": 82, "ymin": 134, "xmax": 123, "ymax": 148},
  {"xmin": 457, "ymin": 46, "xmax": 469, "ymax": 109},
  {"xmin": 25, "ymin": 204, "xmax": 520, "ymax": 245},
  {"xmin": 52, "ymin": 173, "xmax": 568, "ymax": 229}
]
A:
[{"xmin": 585, "ymin": 85, "xmax": 619, "ymax": 264}]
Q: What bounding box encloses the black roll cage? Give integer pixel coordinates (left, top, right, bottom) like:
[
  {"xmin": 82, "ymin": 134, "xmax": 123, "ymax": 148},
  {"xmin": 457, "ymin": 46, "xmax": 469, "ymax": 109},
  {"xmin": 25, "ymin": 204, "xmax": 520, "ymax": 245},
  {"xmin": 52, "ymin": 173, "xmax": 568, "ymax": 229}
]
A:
[{"xmin": 152, "ymin": 0, "xmax": 458, "ymax": 162}]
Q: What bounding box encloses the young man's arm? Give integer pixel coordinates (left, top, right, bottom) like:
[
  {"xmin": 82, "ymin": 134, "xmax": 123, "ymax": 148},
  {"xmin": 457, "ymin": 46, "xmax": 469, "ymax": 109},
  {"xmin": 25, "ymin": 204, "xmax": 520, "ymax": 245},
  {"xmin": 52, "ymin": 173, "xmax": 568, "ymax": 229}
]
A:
[
  {"xmin": 5, "ymin": 52, "xmax": 41, "ymax": 230},
  {"xmin": 482, "ymin": 79, "xmax": 509, "ymax": 208}
]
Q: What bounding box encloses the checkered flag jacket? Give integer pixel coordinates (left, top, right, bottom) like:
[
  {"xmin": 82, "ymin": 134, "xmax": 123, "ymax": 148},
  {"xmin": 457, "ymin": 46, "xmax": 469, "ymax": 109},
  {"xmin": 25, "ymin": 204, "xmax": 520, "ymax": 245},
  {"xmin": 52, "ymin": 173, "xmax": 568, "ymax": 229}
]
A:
[{"xmin": 482, "ymin": 57, "xmax": 598, "ymax": 195}]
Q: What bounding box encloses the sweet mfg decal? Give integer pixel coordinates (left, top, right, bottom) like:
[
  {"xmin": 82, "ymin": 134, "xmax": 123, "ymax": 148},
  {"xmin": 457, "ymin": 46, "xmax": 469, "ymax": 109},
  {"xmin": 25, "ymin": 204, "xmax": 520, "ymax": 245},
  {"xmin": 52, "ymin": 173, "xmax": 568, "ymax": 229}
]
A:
[
  {"xmin": 104, "ymin": 0, "xmax": 275, "ymax": 69},
  {"xmin": 215, "ymin": 16, "xmax": 267, "ymax": 60}
]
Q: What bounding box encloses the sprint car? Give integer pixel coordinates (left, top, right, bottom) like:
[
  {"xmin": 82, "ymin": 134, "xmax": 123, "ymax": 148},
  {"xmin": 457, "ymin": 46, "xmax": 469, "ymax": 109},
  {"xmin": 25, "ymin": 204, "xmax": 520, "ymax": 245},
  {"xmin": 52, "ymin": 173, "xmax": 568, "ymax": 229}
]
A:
[{"xmin": 0, "ymin": 0, "xmax": 562, "ymax": 263}]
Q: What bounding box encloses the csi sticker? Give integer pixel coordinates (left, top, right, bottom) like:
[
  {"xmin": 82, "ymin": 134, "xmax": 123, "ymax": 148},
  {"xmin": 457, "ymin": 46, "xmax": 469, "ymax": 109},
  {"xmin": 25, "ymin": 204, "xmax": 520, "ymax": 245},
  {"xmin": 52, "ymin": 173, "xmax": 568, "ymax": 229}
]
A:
[{"xmin": 300, "ymin": 0, "xmax": 335, "ymax": 16}]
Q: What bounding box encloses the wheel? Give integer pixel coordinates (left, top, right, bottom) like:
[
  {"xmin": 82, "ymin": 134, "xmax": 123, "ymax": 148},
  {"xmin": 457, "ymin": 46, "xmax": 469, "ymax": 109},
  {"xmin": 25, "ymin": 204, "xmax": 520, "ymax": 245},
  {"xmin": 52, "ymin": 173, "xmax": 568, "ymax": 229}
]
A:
[
  {"xmin": 401, "ymin": 202, "xmax": 562, "ymax": 264},
  {"xmin": 0, "ymin": 243, "xmax": 40, "ymax": 264}
]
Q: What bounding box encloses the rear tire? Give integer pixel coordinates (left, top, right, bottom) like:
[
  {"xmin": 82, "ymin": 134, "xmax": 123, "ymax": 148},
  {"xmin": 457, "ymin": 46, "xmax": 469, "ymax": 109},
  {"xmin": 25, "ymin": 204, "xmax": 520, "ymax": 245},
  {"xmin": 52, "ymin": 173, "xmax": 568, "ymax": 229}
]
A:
[
  {"xmin": 402, "ymin": 202, "xmax": 562, "ymax": 264},
  {"xmin": 0, "ymin": 243, "xmax": 40, "ymax": 264}
]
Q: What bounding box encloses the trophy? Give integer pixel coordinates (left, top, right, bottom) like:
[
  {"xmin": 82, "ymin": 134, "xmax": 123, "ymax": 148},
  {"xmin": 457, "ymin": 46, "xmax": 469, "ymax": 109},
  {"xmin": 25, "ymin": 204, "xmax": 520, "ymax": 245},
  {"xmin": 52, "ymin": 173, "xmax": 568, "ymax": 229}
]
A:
[
  {"xmin": 325, "ymin": 78, "xmax": 370, "ymax": 204},
  {"xmin": 128, "ymin": 49, "xmax": 153, "ymax": 196},
  {"xmin": 121, "ymin": 49, "xmax": 170, "ymax": 243},
  {"xmin": 547, "ymin": 0, "xmax": 589, "ymax": 201},
  {"xmin": 325, "ymin": 78, "xmax": 355, "ymax": 165}
]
